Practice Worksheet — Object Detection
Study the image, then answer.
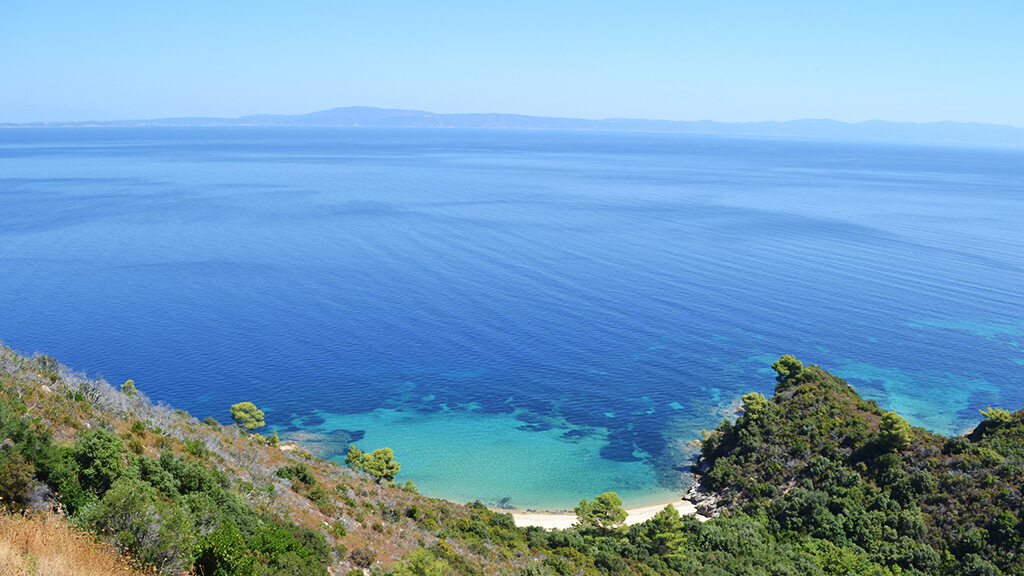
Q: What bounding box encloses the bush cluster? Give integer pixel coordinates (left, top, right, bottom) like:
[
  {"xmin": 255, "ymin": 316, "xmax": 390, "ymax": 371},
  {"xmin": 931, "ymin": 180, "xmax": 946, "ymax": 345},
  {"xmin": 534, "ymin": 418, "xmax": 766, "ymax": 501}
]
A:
[{"xmin": 0, "ymin": 399, "xmax": 330, "ymax": 576}]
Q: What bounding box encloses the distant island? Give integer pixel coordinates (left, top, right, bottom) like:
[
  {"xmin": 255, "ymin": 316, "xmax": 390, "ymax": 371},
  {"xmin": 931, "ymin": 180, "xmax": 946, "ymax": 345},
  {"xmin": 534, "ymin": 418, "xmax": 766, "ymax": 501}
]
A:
[{"xmin": 4, "ymin": 106, "xmax": 1024, "ymax": 148}]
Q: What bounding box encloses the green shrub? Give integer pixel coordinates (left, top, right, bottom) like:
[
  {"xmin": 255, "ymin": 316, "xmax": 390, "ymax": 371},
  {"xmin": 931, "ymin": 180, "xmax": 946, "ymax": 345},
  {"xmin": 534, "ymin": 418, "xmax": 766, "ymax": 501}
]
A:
[
  {"xmin": 194, "ymin": 520, "xmax": 256, "ymax": 576},
  {"xmin": 489, "ymin": 511, "xmax": 516, "ymax": 530},
  {"xmin": 247, "ymin": 521, "xmax": 330, "ymax": 568},
  {"xmin": 74, "ymin": 428, "xmax": 125, "ymax": 495},
  {"xmin": 276, "ymin": 463, "xmax": 316, "ymax": 485},
  {"xmin": 79, "ymin": 476, "xmax": 196, "ymax": 573},
  {"xmin": 184, "ymin": 438, "xmax": 209, "ymax": 458},
  {"xmin": 542, "ymin": 556, "xmax": 572, "ymax": 576},
  {"xmin": 350, "ymin": 546, "xmax": 376, "ymax": 568},
  {"xmin": 0, "ymin": 452, "xmax": 36, "ymax": 508},
  {"xmin": 390, "ymin": 548, "xmax": 449, "ymax": 576}
]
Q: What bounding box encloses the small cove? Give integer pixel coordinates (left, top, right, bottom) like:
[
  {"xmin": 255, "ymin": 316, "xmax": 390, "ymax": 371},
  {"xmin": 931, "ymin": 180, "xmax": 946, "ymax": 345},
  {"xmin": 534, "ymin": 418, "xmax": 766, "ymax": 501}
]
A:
[{"xmin": 1, "ymin": 127, "xmax": 1021, "ymax": 508}]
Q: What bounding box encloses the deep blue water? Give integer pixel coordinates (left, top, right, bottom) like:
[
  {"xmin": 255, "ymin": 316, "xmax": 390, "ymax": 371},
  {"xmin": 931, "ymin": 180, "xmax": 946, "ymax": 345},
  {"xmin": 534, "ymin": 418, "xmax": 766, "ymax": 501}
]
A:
[{"xmin": 1, "ymin": 127, "xmax": 1022, "ymax": 509}]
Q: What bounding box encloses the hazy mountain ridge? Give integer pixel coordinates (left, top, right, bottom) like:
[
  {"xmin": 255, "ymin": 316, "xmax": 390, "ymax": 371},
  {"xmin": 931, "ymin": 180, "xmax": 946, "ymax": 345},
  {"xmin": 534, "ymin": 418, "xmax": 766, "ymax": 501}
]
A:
[{"xmin": 4, "ymin": 106, "xmax": 1024, "ymax": 148}]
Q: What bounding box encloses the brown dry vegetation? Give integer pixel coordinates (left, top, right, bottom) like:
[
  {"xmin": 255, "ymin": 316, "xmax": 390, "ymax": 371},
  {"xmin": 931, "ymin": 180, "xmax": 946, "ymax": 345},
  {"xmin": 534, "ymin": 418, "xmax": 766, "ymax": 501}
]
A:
[{"xmin": 0, "ymin": 509, "xmax": 159, "ymax": 576}]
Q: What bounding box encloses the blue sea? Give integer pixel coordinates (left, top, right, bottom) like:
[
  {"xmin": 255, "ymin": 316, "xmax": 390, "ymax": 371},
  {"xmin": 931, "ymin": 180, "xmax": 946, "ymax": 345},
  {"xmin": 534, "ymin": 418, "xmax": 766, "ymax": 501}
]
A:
[{"xmin": 1, "ymin": 127, "xmax": 1021, "ymax": 510}]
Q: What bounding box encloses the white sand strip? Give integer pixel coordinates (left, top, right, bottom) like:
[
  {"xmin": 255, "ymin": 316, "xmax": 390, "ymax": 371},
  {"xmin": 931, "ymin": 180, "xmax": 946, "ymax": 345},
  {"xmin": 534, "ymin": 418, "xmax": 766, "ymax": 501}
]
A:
[{"xmin": 510, "ymin": 500, "xmax": 706, "ymax": 530}]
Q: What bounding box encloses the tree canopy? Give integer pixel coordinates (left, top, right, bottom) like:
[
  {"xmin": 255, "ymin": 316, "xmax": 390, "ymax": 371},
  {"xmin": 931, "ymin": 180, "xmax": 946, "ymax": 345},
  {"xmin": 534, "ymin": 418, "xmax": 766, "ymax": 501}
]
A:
[
  {"xmin": 741, "ymin": 392, "xmax": 769, "ymax": 418},
  {"xmin": 230, "ymin": 402, "xmax": 265, "ymax": 432},
  {"xmin": 575, "ymin": 492, "xmax": 627, "ymax": 534},
  {"xmin": 362, "ymin": 447, "xmax": 401, "ymax": 485},
  {"xmin": 878, "ymin": 410, "xmax": 911, "ymax": 451},
  {"xmin": 345, "ymin": 445, "xmax": 402, "ymax": 485},
  {"xmin": 771, "ymin": 354, "xmax": 805, "ymax": 382}
]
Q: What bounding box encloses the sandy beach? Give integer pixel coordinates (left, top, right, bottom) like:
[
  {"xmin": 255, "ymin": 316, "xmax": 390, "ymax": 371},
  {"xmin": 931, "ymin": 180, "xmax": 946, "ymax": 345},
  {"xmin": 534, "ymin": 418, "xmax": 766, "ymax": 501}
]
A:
[{"xmin": 509, "ymin": 499, "xmax": 706, "ymax": 530}]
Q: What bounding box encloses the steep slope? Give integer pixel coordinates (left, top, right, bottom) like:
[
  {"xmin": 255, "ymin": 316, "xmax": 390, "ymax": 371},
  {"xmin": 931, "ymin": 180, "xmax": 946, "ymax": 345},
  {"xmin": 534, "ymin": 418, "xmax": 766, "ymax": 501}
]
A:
[
  {"xmin": 700, "ymin": 358, "xmax": 1024, "ymax": 575},
  {"xmin": 0, "ymin": 343, "xmax": 536, "ymax": 575},
  {"xmin": 3, "ymin": 344, "xmax": 1021, "ymax": 575}
]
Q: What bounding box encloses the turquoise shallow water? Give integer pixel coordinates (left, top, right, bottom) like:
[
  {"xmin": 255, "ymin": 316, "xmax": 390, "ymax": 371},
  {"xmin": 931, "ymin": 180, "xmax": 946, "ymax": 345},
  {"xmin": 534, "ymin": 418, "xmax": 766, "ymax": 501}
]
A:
[
  {"xmin": 297, "ymin": 408, "xmax": 684, "ymax": 510},
  {"xmin": 0, "ymin": 128, "xmax": 1021, "ymax": 509}
]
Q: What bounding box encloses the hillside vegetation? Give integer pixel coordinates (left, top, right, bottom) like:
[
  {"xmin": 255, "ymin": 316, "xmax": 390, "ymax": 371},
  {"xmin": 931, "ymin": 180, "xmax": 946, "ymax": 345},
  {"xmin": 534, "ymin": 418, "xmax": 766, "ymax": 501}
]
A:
[
  {"xmin": 2, "ymin": 344, "xmax": 1022, "ymax": 575},
  {"xmin": 0, "ymin": 343, "xmax": 534, "ymax": 575},
  {"xmin": 700, "ymin": 356, "xmax": 1024, "ymax": 575}
]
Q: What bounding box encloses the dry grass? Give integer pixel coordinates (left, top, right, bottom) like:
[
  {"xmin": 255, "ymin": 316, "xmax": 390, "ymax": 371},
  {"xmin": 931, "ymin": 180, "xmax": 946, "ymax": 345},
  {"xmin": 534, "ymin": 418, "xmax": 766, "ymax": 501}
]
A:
[{"xmin": 0, "ymin": 510, "xmax": 160, "ymax": 576}]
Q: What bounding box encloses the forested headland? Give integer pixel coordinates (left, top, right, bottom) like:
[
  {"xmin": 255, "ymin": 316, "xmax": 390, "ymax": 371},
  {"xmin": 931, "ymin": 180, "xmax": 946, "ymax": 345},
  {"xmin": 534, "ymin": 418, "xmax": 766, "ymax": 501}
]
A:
[{"xmin": 1, "ymin": 344, "xmax": 1021, "ymax": 575}]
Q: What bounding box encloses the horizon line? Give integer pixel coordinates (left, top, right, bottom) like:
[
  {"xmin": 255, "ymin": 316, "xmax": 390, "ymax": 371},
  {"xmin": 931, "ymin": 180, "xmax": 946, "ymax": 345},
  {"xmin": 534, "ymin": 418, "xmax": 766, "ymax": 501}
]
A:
[{"xmin": 4, "ymin": 105, "xmax": 1024, "ymax": 130}]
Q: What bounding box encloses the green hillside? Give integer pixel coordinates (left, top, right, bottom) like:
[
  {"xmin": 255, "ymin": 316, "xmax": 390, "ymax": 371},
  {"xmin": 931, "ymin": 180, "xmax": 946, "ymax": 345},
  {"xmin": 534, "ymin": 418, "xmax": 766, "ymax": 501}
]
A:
[{"xmin": 2, "ymin": 344, "xmax": 1021, "ymax": 575}]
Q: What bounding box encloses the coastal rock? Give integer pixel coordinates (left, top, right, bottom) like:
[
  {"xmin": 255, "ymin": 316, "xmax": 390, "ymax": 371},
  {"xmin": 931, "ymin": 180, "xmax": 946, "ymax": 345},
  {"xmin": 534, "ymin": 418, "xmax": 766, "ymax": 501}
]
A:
[
  {"xmin": 684, "ymin": 465, "xmax": 722, "ymax": 518},
  {"xmin": 695, "ymin": 497, "xmax": 721, "ymax": 518}
]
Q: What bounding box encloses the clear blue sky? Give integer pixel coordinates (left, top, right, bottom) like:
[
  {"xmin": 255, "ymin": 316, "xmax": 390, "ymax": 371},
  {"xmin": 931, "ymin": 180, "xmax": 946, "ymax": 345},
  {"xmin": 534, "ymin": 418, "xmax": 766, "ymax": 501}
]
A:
[{"xmin": 2, "ymin": 0, "xmax": 1022, "ymax": 125}]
